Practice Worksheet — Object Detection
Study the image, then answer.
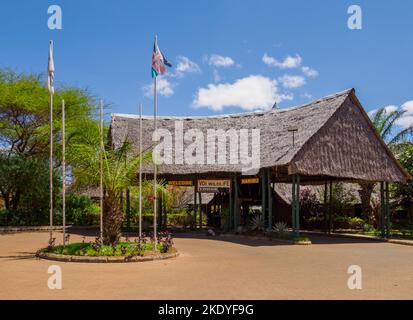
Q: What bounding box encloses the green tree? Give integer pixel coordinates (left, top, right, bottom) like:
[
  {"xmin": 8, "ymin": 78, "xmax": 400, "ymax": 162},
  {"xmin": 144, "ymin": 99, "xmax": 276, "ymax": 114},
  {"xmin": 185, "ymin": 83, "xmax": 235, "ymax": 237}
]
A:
[
  {"xmin": 67, "ymin": 121, "xmax": 153, "ymax": 245},
  {"xmin": 0, "ymin": 69, "xmax": 96, "ymax": 217},
  {"xmin": 359, "ymin": 107, "xmax": 413, "ymax": 223}
]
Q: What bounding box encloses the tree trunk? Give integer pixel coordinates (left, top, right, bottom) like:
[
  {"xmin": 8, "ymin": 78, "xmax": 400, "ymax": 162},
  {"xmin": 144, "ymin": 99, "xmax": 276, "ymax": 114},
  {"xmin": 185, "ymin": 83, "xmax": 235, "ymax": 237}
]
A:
[
  {"xmin": 103, "ymin": 191, "xmax": 123, "ymax": 246},
  {"xmin": 358, "ymin": 182, "xmax": 375, "ymax": 224}
]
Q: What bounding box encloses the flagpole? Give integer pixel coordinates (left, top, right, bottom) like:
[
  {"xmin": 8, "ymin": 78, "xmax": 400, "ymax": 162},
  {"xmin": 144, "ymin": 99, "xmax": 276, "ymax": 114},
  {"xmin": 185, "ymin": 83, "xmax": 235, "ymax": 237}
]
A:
[
  {"xmin": 49, "ymin": 91, "xmax": 54, "ymax": 244},
  {"xmin": 62, "ymin": 99, "xmax": 66, "ymax": 246},
  {"xmin": 139, "ymin": 103, "xmax": 143, "ymax": 240},
  {"xmin": 153, "ymin": 76, "xmax": 157, "ymax": 250},
  {"xmin": 100, "ymin": 99, "xmax": 104, "ymax": 242}
]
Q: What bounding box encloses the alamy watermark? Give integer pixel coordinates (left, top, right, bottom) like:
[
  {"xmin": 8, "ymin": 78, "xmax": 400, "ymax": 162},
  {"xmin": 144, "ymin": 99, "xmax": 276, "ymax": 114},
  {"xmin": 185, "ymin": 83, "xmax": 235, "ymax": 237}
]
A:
[
  {"xmin": 47, "ymin": 265, "xmax": 62, "ymax": 290},
  {"xmin": 152, "ymin": 120, "xmax": 261, "ymax": 175},
  {"xmin": 347, "ymin": 5, "xmax": 362, "ymax": 30},
  {"xmin": 48, "ymin": 5, "xmax": 62, "ymax": 30},
  {"xmin": 347, "ymin": 265, "xmax": 362, "ymax": 290}
]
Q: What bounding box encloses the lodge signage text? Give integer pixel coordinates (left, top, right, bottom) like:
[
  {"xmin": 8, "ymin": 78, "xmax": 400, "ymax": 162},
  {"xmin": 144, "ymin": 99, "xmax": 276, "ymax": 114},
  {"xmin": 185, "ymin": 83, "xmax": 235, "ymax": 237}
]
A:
[{"xmin": 197, "ymin": 179, "xmax": 231, "ymax": 193}]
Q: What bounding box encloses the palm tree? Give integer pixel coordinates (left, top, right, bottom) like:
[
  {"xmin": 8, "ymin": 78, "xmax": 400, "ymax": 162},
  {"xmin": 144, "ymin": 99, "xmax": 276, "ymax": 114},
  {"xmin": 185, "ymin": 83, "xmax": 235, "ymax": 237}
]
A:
[
  {"xmin": 67, "ymin": 121, "xmax": 151, "ymax": 245},
  {"xmin": 359, "ymin": 107, "xmax": 413, "ymax": 224}
]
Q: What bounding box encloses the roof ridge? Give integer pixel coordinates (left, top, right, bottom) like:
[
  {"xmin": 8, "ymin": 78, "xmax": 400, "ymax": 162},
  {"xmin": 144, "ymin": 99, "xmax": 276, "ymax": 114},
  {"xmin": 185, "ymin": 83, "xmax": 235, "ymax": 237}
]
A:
[{"xmin": 111, "ymin": 88, "xmax": 354, "ymax": 120}]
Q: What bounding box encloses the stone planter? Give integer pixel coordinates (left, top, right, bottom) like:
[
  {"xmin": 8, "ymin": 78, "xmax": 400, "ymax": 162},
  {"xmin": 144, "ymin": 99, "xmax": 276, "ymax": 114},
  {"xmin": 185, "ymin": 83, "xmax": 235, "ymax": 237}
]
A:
[{"xmin": 36, "ymin": 249, "xmax": 179, "ymax": 263}]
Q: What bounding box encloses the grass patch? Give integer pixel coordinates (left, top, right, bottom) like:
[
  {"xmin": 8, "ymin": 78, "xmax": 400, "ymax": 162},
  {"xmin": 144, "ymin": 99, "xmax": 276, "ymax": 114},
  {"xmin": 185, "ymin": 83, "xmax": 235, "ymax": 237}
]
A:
[
  {"xmin": 269, "ymin": 232, "xmax": 311, "ymax": 243},
  {"xmin": 42, "ymin": 242, "xmax": 167, "ymax": 257}
]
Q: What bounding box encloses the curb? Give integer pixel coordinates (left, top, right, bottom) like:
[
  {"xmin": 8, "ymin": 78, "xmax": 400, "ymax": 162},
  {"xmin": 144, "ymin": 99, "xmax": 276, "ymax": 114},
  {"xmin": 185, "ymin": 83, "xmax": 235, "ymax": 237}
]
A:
[
  {"xmin": 36, "ymin": 250, "xmax": 179, "ymax": 263},
  {"xmin": 218, "ymin": 233, "xmax": 312, "ymax": 245},
  {"xmin": 0, "ymin": 226, "xmax": 97, "ymax": 233},
  {"xmin": 301, "ymin": 230, "xmax": 413, "ymax": 247}
]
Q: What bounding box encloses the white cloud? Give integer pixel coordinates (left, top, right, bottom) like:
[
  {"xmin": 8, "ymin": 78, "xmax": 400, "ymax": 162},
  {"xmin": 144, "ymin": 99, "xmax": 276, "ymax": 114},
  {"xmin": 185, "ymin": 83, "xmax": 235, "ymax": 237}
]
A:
[
  {"xmin": 368, "ymin": 105, "xmax": 398, "ymax": 117},
  {"xmin": 173, "ymin": 56, "xmax": 200, "ymax": 78},
  {"xmin": 368, "ymin": 101, "xmax": 413, "ymax": 129},
  {"xmin": 262, "ymin": 53, "xmax": 302, "ymax": 69},
  {"xmin": 143, "ymin": 77, "xmax": 174, "ymax": 97},
  {"xmin": 302, "ymin": 66, "xmax": 319, "ymax": 78},
  {"xmin": 396, "ymin": 116, "xmax": 413, "ymax": 129},
  {"xmin": 193, "ymin": 75, "xmax": 292, "ymax": 111},
  {"xmin": 208, "ymin": 54, "xmax": 235, "ymax": 67},
  {"xmin": 401, "ymin": 101, "xmax": 413, "ymax": 114},
  {"xmin": 213, "ymin": 69, "xmax": 221, "ymax": 82},
  {"xmin": 278, "ymin": 75, "xmax": 306, "ymax": 89},
  {"xmin": 302, "ymin": 92, "xmax": 314, "ymax": 100}
]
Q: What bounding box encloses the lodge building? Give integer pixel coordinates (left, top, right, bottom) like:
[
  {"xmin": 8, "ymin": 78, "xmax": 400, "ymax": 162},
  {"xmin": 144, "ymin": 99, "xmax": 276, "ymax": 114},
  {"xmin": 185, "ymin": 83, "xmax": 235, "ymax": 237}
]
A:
[{"xmin": 109, "ymin": 89, "xmax": 411, "ymax": 236}]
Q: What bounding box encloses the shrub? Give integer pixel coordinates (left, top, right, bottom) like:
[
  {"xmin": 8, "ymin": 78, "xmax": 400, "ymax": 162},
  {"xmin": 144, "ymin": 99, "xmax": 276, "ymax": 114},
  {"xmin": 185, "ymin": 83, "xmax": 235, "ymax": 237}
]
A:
[
  {"xmin": 66, "ymin": 194, "xmax": 100, "ymax": 225},
  {"xmin": 334, "ymin": 216, "xmax": 365, "ymax": 229},
  {"xmin": 249, "ymin": 215, "xmax": 265, "ymax": 231},
  {"xmin": 272, "ymin": 222, "xmax": 288, "ymax": 234},
  {"xmin": 300, "ymin": 188, "xmax": 322, "ymax": 220}
]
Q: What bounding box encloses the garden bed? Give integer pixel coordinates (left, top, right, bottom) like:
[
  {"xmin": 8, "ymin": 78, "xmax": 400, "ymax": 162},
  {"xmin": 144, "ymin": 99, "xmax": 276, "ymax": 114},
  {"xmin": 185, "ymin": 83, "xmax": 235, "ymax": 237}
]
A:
[{"xmin": 36, "ymin": 242, "xmax": 178, "ymax": 263}]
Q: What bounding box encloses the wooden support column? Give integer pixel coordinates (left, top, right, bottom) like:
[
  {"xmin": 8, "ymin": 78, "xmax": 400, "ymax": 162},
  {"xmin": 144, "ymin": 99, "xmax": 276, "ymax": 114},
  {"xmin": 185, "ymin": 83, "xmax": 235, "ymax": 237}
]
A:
[
  {"xmin": 267, "ymin": 168, "xmax": 273, "ymax": 230},
  {"xmin": 126, "ymin": 188, "xmax": 131, "ymax": 230},
  {"xmin": 234, "ymin": 174, "xmax": 239, "ymax": 229},
  {"xmin": 198, "ymin": 191, "xmax": 202, "ymax": 229},
  {"xmin": 291, "ymin": 175, "xmax": 296, "ymax": 233},
  {"xmin": 295, "ymin": 175, "xmax": 300, "ymax": 234},
  {"xmin": 193, "ymin": 178, "xmax": 197, "ymax": 230},
  {"xmin": 158, "ymin": 193, "xmax": 162, "ymax": 230},
  {"xmin": 261, "ymin": 170, "xmax": 267, "ymax": 226},
  {"xmin": 380, "ymin": 182, "xmax": 385, "ymax": 238},
  {"xmin": 385, "ymin": 182, "xmax": 390, "ymax": 238},
  {"xmin": 229, "ymin": 180, "xmax": 234, "ymax": 231},
  {"xmin": 324, "ymin": 181, "xmax": 328, "ymax": 233},
  {"xmin": 163, "ymin": 194, "xmax": 167, "ymax": 229},
  {"xmin": 328, "ymin": 180, "xmax": 333, "ymax": 233}
]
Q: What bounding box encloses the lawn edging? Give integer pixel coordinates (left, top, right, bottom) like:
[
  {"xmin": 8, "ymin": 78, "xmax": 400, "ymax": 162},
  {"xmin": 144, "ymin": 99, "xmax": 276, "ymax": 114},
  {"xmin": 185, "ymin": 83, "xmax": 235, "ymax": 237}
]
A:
[
  {"xmin": 36, "ymin": 249, "xmax": 179, "ymax": 263},
  {"xmin": 218, "ymin": 232, "xmax": 312, "ymax": 245},
  {"xmin": 301, "ymin": 230, "xmax": 413, "ymax": 247}
]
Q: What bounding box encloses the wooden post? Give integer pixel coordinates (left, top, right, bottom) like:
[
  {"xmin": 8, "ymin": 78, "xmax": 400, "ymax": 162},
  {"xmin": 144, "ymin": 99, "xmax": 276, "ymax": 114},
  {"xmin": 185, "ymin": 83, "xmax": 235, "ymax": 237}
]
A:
[
  {"xmin": 158, "ymin": 192, "xmax": 163, "ymax": 230},
  {"xmin": 234, "ymin": 174, "xmax": 239, "ymax": 229},
  {"xmin": 198, "ymin": 191, "xmax": 202, "ymax": 229},
  {"xmin": 380, "ymin": 182, "xmax": 385, "ymax": 238},
  {"xmin": 385, "ymin": 182, "xmax": 390, "ymax": 238},
  {"xmin": 261, "ymin": 170, "xmax": 267, "ymax": 227},
  {"xmin": 291, "ymin": 175, "xmax": 296, "ymax": 233},
  {"xmin": 324, "ymin": 181, "xmax": 328, "ymax": 233},
  {"xmin": 126, "ymin": 189, "xmax": 131, "ymax": 230},
  {"xmin": 193, "ymin": 178, "xmax": 197, "ymax": 230},
  {"xmin": 229, "ymin": 180, "xmax": 233, "ymax": 231},
  {"xmin": 329, "ymin": 180, "xmax": 333, "ymax": 233},
  {"xmin": 267, "ymin": 168, "xmax": 273, "ymax": 230},
  {"xmin": 295, "ymin": 175, "xmax": 300, "ymax": 235}
]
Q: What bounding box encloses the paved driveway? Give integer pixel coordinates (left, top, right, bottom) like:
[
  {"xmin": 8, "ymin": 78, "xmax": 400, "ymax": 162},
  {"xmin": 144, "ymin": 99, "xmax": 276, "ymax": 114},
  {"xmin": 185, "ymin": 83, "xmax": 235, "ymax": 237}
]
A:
[{"xmin": 0, "ymin": 231, "xmax": 412, "ymax": 299}]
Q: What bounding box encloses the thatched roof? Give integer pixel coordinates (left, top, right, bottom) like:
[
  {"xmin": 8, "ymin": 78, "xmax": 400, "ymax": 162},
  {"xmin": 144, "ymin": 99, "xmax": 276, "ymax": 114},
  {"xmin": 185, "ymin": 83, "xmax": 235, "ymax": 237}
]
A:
[
  {"xmin": 110, "ymin": 89, "xmax": 410, "ymax": 183},
  {"xmin": 273, "ymin": 183, "xmax": 362, "ymax": 205}
]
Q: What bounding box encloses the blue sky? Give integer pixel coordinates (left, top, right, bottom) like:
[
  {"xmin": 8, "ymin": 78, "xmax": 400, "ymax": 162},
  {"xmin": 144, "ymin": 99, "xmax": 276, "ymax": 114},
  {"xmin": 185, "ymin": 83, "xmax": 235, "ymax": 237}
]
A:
[{"xmin": 1, "ymin": 0, "xmax": 413, "ymax": 122}]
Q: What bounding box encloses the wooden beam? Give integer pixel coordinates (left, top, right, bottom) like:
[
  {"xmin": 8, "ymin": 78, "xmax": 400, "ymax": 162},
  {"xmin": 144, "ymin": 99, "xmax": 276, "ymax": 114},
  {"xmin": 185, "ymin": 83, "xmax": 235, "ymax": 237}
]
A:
[
  {"xmin": 385, "ymin": 182, "xmax": 390, "ymax": 238},
  {"xmin": 198, "ymin": 191, "xmax": 202, "ymax": 229},
  {"xmin": 324, "ymin": 181, "xmax": 328, "ymax": 233},
  {"xmin": 267, "ymin": 168, "xmax": 273, "ymax": 230},
  {"xmin": 296, "ymin": 175, "xmax": 300, "ymax": 235},
  {"xmin": 292, "ymin": 175, "xmax": 296, "ymax": 233},
  {"xmin": 380, "ymin": 182, "xmax": 385, "ymax": 238}
]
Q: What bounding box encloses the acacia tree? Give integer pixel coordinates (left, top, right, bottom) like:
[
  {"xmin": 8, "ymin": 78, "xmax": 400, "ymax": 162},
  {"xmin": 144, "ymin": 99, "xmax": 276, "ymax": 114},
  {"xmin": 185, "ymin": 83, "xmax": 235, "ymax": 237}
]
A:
[
  {"xmin": 359, "ymin": 107, "xmax": 413, "ymax": 224},
  {"xmin": 0, "ymin": 69, "xmax": 95, "ymax": 218}
]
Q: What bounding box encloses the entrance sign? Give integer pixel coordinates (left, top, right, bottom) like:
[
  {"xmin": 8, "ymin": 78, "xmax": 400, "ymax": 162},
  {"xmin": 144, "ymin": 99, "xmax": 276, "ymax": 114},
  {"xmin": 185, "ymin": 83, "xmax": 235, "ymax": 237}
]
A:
[
  {"xmin": 241, "ymin": 177, "xmax": 259, "ymax": 184},
  {"xmin": 168, "ymin": 180, "xmax": 193, "ymax": 186},
  {"xmin": 198, "ymin": 179, "xmax": 231, "ymax": 193}
]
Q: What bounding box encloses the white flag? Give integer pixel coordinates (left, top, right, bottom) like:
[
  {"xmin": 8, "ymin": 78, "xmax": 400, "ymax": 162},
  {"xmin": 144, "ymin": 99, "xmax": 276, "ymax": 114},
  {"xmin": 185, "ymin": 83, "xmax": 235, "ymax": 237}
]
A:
[{"xmin": 47, "ymin": 40, "xmax": 55, "ymax": 94}]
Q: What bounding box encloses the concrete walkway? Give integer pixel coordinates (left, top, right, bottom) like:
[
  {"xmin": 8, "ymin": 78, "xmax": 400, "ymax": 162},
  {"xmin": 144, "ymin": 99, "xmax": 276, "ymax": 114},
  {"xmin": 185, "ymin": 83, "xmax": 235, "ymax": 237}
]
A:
[{"xmin": 1, "ymin": 231, "xmax": 413, "ymax": 299}]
